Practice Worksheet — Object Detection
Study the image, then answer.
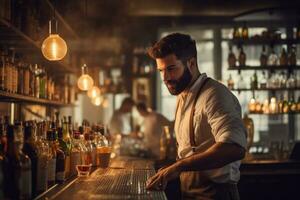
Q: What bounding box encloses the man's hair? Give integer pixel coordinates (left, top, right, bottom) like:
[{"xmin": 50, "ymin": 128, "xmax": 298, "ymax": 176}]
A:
[
  {"xmin": 121, "ymin": 97, "xmax": 135, "ymax": 108},
  {"xmin": 148, "ymin": 33, "xmax": 197, "ymax": 62},
  {"xmin": 136, "ymin": 102, "xmax": 147, "ymax": 112}
]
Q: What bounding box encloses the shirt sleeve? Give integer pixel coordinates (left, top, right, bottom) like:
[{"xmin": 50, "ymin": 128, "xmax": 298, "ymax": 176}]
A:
[{"xmin": 204, "ymin": 83, "xmax": 247, "ymax": 149}]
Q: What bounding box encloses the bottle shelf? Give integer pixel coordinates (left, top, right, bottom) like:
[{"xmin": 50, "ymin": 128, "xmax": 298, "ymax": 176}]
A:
[
  {"xmin": 230, "ymin": 38, "xmax": 300, "ymax": 45},
  {"xmin": 0, "ymin": 90, "xmax": 73, "ymax": 107},
  {"xmin": 231, "ymin": 88, "xmax": 300, "ymax": 92},
  {"xmin": 249, "ymin": 112, "xmax": 300, "ymax": 115},
  {"xmin": 228, "ymin": 65, "xmax": 300, "ymax": 71},
  {"xmin": 0, "ymin": 18, "xmax": 76, "ymax": 74}
]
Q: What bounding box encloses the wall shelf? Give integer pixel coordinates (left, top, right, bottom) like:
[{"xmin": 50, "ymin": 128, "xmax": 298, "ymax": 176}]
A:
[
  {"xmin": 230, "ymin": 38, "xmax": 300, "ymax": 45},
  {"xmin": 228, "ymin": 65, "xmax": 300, "ymax": 71},
  {"xmin": 231, "ymin": 88, "xmax": 300, "ymax": 92},
  {"xmin": 0, "ymin": 18, "xmax": 76, "ymax": 74},
  {"xmin": 0, "ymin": 90, "xmax": 73, "ymax": 107}
]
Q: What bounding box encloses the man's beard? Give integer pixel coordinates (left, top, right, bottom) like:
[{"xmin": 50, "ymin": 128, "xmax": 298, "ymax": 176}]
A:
[{"xmin": 164, "ymin": 66, "xmax": 192, "ymax": 95}]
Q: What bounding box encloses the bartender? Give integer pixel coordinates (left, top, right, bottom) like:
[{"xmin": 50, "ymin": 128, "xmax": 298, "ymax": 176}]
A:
[{"xmin": 146, "ymin": 33, "xmax": 247, "ymax": 200}]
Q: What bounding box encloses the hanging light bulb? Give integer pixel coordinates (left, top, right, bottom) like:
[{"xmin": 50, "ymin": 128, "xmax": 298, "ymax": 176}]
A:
[
  {"xmin": 87, "ymin": 86, "xmax": 101, "ymax": 99},
  {"xmin": 41, "ymin": 17, "xmax": 67, "ymax": 61},
  {"xmin": 77, "ymin": 64, "xmax": 94, "ymax": 91},
  {"xmin": 91, "ymin": 96, "xmax": 103, "ymax": 106}
]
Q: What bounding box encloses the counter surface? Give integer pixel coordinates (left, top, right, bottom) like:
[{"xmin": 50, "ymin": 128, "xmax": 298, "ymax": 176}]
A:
[{"xmin": 36, "ymin": 157, "xmax": 167, "ymax": 200}]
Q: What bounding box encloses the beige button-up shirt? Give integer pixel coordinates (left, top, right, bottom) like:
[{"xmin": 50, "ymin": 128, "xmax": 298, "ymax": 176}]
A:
[{"xmin": 175, "ymin": 73, "xmax": 247, "ymax": 183}]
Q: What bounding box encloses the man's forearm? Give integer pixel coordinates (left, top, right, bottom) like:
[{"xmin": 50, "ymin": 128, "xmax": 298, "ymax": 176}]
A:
[{"xmin": 175, "ymin": 142, "xmax": 245, "ymax": 172}]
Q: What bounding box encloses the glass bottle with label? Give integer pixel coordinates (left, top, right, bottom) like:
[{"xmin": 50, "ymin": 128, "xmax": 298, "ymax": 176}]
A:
[
  {"xmin": 250, "ymin": 71, "xmax": 258, "ymax": 89},
  {"xmin": 289, "ymin": 95, "xmax": 297, "ymax": 113},
  {"xmin": 288, "ymin": 46, "xmax": 297, "ymax": 66},
  {"xmin": 268, "ymin": 47, "xmax": 278, "ymax": 66},
  {"xmin": 54, "ymin": 128, "xmax": 65, "ymax": 184},
  {"xmin": 4, "ymin": 124, "xmax": 32, "ymax": 199},
  {"xmin": 260, "ymin": 45, "xmax": 268, "ymax": 66},
  {"xmin": 46, "ymin": 130, "xmax": 56, "ymax": 187},
  {"xmin": 34, "ymin": 64, "xmax": 40, "ymax": 98},
  {"xmin": 241, "ymin": 23, "xmax": 249, "ymax": 39},
  {"xmin": 23, "ymin": 122, "xmax": 38, "ymax": 197},
  {"xmin": 232, "ymin": 27, "xmax": 241, "ymax": 39},
  {"xmin": 260, "ymin": 71, "xmax": 267, "ymax": 89},
  {"xmin": 70, "ymin": 131, "xmax": 84, "ymax": 176},
  {"xmin": 62, "ymin": 116, "xmax": 71, "ymax": 177},
  {"xmin": 35, "ymin": 121, "xmax": 49, "ymax": 195},
  {"xmin": 0, "ymin": 49, "xmax": 5, "ymax": 90}
]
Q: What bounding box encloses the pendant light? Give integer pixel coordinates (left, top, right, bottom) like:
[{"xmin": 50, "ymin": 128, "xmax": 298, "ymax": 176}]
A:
[
  {"xmin": 91, "ymin": 96, "xmax": 103, "ymax": 106},
  {"xmin": 77, "ymin": 64, "xmax": 94, "ymax": 91},
  {"xmin": 41, "ymin": 1, "xmax": 67, "ymax": 61}
]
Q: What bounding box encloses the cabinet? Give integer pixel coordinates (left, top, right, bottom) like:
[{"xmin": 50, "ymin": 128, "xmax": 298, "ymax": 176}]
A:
[
  {"xmin": 225, "ymin": 26, "xmax": 300, "ymax": 155},
  {"xmin": 0, "ymin": 0, "xmax": 77, "ymax": 120}
]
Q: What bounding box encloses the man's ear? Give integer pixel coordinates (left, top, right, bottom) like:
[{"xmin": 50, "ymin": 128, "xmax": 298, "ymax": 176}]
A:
[{"xmin": 187, "ymin": 57, "xmax": 197, "ymax": 70}]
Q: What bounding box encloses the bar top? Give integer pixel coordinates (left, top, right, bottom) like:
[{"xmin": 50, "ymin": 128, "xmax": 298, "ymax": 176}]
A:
[{"xmin": 36, "ymin": 157, "xmax": 167, "ymax": 200}]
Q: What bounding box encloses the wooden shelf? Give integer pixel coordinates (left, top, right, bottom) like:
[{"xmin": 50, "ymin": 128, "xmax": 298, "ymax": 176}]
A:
[
  {"xmin": 249, "ymin": 112, "xmax": 299, "ymax": 116},
  {"xmin": 0, "ymin": 18, "xmax": 76, "ymax": 74},
  {"xmin": 230, "ymin": 38, "xmax": 300, "ymax": 45},
  {"xmin": 0, "ymin": 90, "xmax": 73, "ymax": 107},
  {"xmin": 228, "ymin": 65, "xmax": 300, "ymax": 71},
  {"xmin": 231, "ymin": 88, "xmax": 300, "ymax": 92}
]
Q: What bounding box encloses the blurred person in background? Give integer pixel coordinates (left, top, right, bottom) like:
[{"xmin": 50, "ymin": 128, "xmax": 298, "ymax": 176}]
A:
[
  {"xmin": 136, "ymin": 102, "xmax": 173, "ymax": 159},
  {"xmin": 109, "ymin": 97, "xmax": 135, "ymax": 137}
]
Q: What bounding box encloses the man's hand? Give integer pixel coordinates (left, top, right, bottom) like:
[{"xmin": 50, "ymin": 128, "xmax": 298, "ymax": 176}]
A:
[{"xmin": 146, "ymin": 163, "xmax": 181, "ymax": 191}]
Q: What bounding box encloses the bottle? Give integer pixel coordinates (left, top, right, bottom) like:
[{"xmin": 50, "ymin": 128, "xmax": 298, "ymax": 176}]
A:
[
  {"xmin": 232, "ymin": 27, "xmax": 241, "ymax": 39},
  {"xmin": 260, "ymin": 45, "xmax": 268, "ymax": 66},
  {"xmin": 279, "ymin": 72, "xmax": 286, "ymax": 88},
  {"xmin": 286, "ymin": 73, "xmax": 296, "ymax": 88},
  {"xmin": 243, "ymin": 113, "xmax": 254, "ymax": 152},
  {"xmin": 0, "ymin": 49, "xmax": 5, "ymax": 90},
  {"xmin": 46, "ymin": 130, "xmax": 56, "ymax": 187},
  {"xmin": 29, "ymin": 64, "xmax": 35, "ymax": 97},
  {"xmin": 282, "ymin": 96, "xmax": 289, "ymax": 113},
  {"xmin": 278, "ymin": 95, "xmax": 284, "ymax": 114},
  {"xmin": 4, "ymin": 124, "xmax": 32, "ymax": 199},
  {"xmin": 288, "ymin": 46, "xmax": 297, "ymax": 66},
  {"xmin": 279, "ymin": 47, "xmax": 288, "ymax": 66},
  {"xmin": 4, "ymin": 53, "xmax": 11, "ymax": 92},
  {"xmin": 260, "ymin": 71, "xmax": 267, "ymax": 89},
  {"xmin": 34, "ymin": 64, "xmax": 40, "ymax": 98},
  {"xmin": 250, "ymin": 72, "xmax": 258, "ymax": 89},
  {"xmin": 70, "ymin": 131, "xmax": 83, "ymax": 176},
  {"xmin": 90, "ymin": 130, "xmax": 98, "ymax": 167},
  {"xmin": 238, "ymin": 46, "xmax": 246, "ymax": 66},
  {"xmin": 62, "ymin": 116, "xmax": 71, "ymax": 177},
  {"xmin": 268, "ymin": 47, "xmax": 278, "ymax": 66},
  {"xmin": 96, "ymin": 126, "xmax": 111, "ymax": 168},
  {"xmin": 297, "ymin": 96, "xmax": 300, "ymax": 113},
  {"xmin": 23, "ymin": 63, "xmax": 30, "ymax": 95},
  {"xmin": 39, "ymin": 67, "xmax": 46, "ymax": 99},
  {"xmin": 227, "ymin": 74, "xmax": 234, "ymax": 90},
  {"xmin": 269, "ymin": 97, "xmax": 278, "ymax": 114},
  {"xmin": 289, "ymin": 95, "xmax": 297, "ymax": 113},
  {"xmin": 84, "ymin": 132, "xmax": 93, "ymax": 165},
  {"xmin": 35, "ymin": 122, "xmax": 49, "ymax": 194},
  {"xmin": 23, "ymin": 122, "xmax": 38, "ymax": 197},
  {"xmin": 237, "ymin": 74, "xmax": 247, "ymax": 89},
  {"xmin": 54, "ymin": 129, "xmax": 65, "ymax": 184},
  {"xmin": 241, "ymin": 23, "xmax": 249, "ymax": 39},
  {"xmin": 227, "ymin": 46, "xmax": 236, "ymax": 68}
]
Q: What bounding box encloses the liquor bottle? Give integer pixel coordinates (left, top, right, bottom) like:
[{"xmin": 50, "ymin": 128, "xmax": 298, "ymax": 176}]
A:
[
  {"xmin": 297, "ymin": 96, "xmax": 300, "ymax": 112},
  {"xmin": 227, "ymin": 46, "xmax": 236, "ymax": 67},
  {"xmin": 242, "ymin": 113, "xmax": 254, "ymax": 151},
  {"xmin": 241, "ymin": 23, "xmax": 249, "ymax": 39},
  {"xmin": 23, "ymin": 122, "xmax": 38, "ymax": 197},
  {"xmin": 260, "ymin": 45, "xmax": 268, "ymax": 66},
  {"xmin": 4, "ymin": 124, "xmax": 32, "ymax": 199},
  {"xmin": 278, "ymin": 95, "xmax": 284, "ymax": 114},
  {"xmin": 279, "ymin": 72, "xmax": 286, "ymax": 88},
  {"xmin": 46, "ymin": 130, "xmax": 56, "ymax": 187},
  {"xmin": 269, "ymin": 97, "xmax": 278, "ymax": 114},
  {"xmin": 29, "ymin": 64, "xmax": 35, "ymax": 97},
  {"xmin": 288, "ymin": 46, "xmax": 297, "ymax": 66},
  {"xmin": 238, "ymin": 46, "xmax": 246, "ymax": 66},
  {"xmin": 0, "ymin": 49, "xmax": 5, "ymax": 90},
  {"xmin": 39, "ymin": 67, "xmax": 46, "ymax": 99},
  {"xmin": 96, "ymin": 126, "xmax": 110, "ymax": 168},
  {"xmin": 4, "ymin": 53, "xmax": 11, "ymax": 92},
  {"xmin": 260, "ymin": 71, "xmax": 267, "ymax": 89},
  {"xmin": 23, "ymin": 63, "xmax": 30, "ymax": 95},
  {"xmin": 89, "ymin": 131, "xmax": 98, "ymax": 167},
  {"xmin": 250, "ymin": 72, "xmax": 258, "ymax": 89},
  {"xmin": 84, "ymin": 132, "xmax": 93, "ymax": 165},
  {"xmin": 282, "ymin": 96, "xmax": 289, "ymax": 113},
  {"xmin": 227, "ymin": 74, "xmax": 234, "ymax": 90},
  {"xmin": 279, "ymin": 47, "xmax": 288, "ymax": 66},
  {"xmin": 34, "ymin": 64, "xmax": 40, "ymax": 98},
  {"xmin": 237, "ymin": 74, "xmax": 246, "ymax": 89},
  {"xmin": 70, "ymin": 131, "xmax": 84, "ymax": 176},
  {"xmin": 289, "ymin": 95, "xmax": 297, "ymax": 113},
  {"xmin": 268, "ymin": 47, "xmax": 278, "ymax": 66},
  {"xmin": 17, "ymin": 59, "xmax": 24, "ymax": 94},
  {"xmin": 54, "ymin": 128, "xmax": 65, "ymax": 184},
  {"xmin": 232, "ymin": 27, "xmax": 240, "ymax": 39},
  {"xmin": 286, "ymin": 73, "xmax": 296, "ymax": 88},
  {"xmin": 35, "ymin": 121, "xmax": 49, "ymax": 194},
  {"xmin": 0, "ymin": 117, "xmax": 7, "ymax": 154},
  {"xmin": 62, "ymin": 116, "xmax": 71, "ymax": 177}
]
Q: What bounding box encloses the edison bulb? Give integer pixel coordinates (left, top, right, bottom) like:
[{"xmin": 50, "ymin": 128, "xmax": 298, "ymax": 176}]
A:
[
  {"xmin": 87, "ymin": 86, "xmax": 100, "ymax": 98},
  {"xmin": 91, "ymin": 96, "xmax": 103, "ymax": 106},
  {"xmin": 41, "ymin": 34, "xmax": 67, "ymax": 61},
  {"xmin": 77, "ymin": 74, "xmax": 94, "ymax": 91}
]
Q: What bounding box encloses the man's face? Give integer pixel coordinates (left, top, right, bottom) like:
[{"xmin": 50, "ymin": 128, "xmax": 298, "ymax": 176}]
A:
[{"xmin": 156, "ymin": 54, "xmax": 192, "ymax": 95}]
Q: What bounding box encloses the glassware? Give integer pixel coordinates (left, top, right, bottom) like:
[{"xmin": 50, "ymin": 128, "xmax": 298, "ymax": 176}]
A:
[{"xmin": 268, "ymin": 47, "xmax": 278, "ymax": 66}]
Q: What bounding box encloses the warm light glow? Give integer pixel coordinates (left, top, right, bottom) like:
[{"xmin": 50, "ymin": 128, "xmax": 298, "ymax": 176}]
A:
[
  {"xmin": 91, "ymin": 96, "xmax": 103, "ymax": 106},
  {"xmin": 77, "ymin": 74, "xmax": 94, "ymax": 91},
  {"xmin": 87, "ymin": 86, "xmax": 101, "ymax": 98},
  {"xmin": 41, "ymin": 34, "xmax": 67, "ymax": 61},
  {"xmin": 102, "ymin": 98, "xmax": 109, "ymax": 108}
]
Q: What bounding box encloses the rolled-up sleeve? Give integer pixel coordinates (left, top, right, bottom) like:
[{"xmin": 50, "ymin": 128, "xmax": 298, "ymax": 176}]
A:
[{"xmin": 205, "ymin": 84, "xmax": 247, "ymax": 149}]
